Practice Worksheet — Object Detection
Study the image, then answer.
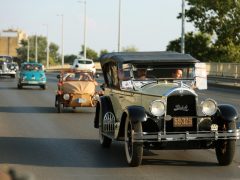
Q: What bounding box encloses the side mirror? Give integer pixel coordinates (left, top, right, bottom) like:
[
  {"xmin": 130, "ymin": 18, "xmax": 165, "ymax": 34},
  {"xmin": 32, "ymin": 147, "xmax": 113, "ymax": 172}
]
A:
[
  {"xmin": 75, "ymin": 65, "xmax": 79, "ymax": 68},
  {"xmin": 95, "ymin": 74, "xmax": 100, "ymax": 78},
  {"xmin": 57, "ymin": 74, "xmax": 61, "ymax": 79}
]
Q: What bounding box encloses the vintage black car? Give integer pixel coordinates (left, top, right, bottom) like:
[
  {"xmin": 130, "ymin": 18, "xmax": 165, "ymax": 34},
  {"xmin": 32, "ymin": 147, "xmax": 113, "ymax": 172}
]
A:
[{"xmin": 94, "ymin": 51, "xmax": 239, "ymax": 167}]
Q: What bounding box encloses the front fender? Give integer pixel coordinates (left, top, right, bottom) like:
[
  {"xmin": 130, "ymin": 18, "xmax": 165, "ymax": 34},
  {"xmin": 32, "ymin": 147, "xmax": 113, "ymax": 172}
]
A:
[
  {"xmin": 125, "ymin": 106, "xmax": 147, "ymax": 123},
  {"xmin": 94, "ymin": 96, "xmax": 115, "ymax": 128},
  {"xmin": 216, "ymin": 104, "xmax": 238, "ymax": 122},
  {"xmin": 117, "ymin": 106, "xmax": 147, "ymax": 139}
]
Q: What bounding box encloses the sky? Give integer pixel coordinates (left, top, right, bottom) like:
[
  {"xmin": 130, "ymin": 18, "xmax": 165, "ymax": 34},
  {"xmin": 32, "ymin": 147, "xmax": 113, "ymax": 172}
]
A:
[{"xmin": 0, "ymin": 0, "xmax": 195, "ymax": 55}]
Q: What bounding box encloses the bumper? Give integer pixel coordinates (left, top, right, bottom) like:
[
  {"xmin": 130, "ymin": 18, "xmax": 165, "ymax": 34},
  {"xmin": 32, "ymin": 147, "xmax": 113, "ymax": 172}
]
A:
[
  {"xmin": 133, "ymin": 130, "xmax": 240, "ymax": 142},
  {"xmin": 20, "ymin": 81, "xmax": 46, "ymax": 86},
  {"xmin": 0, "ymin": 72, "xmax": 16, "ymax": 75},
  {"xmin": 62, "ymin": 94, "xmax": 96, "ymax": 107}
]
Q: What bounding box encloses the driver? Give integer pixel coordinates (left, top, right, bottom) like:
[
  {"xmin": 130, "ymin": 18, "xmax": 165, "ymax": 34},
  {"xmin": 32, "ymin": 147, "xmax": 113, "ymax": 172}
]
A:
[
  {"xmin": 136, "ymin": 68, "xmax": 147, "ymax": 80},
  {"xmin": 172, "ymin": 69, "xmax": 183, "ymax": 79}
]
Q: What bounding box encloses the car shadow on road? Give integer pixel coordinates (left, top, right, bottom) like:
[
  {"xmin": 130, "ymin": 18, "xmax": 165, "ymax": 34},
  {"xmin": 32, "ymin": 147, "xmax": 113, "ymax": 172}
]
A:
[
  {"xmin": 0, "ymin": 106, "xmax": 96, "ymax": 114},
  {"xmin": 0, "ymin": 137, "xmax": 127, "ymax": 168},
  {"xmin": 142, "ymin": 158, "xmax": 218, "ymax": 167},
  {"xmin": 0, "ymin": 106, "xmax": 56, "ymax": 113}
]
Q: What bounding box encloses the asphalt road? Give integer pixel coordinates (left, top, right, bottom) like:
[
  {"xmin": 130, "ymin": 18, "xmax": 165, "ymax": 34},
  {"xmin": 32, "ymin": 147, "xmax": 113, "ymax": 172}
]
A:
[{"xmin": 0, "ymin": 72, "xmax": 239, "ymax": 180}]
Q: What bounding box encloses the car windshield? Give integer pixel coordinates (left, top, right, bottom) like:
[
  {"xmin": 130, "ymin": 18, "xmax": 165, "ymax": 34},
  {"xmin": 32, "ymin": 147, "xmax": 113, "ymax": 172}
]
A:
[
  {"xmin": 119, "ymin": 63, "xmax": 195, "ymax": 89},
  {"xmin": 78, "ymin": 60, "xmax": 92, "ymax": 64},
  {"xmin": 63, "ymin": 72, "xmax": 93, "ymax": 81},
  {"xmin": 0, "ymin": 56, "xmax": 13, "ymax": 63},
  {"xmin": 22, "ymin": 64, "xmax": 43, "ymax": 71}
]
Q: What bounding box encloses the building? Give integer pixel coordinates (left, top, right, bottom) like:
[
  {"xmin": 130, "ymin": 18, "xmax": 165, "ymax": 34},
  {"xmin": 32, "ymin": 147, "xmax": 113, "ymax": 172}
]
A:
[{"xmin": 0, "ymin": 29, "xmax": 27, "ymax": 57}]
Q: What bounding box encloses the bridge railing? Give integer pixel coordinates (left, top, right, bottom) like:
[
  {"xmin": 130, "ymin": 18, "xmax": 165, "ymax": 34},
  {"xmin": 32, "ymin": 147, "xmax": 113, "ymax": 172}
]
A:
[
  {"xmin": 46, "ymin": 62, "xmax": 240, "ymax": 87},
  {"xmin": 206, "ymin": 63, "xmax": 240, "ymax": 78}
]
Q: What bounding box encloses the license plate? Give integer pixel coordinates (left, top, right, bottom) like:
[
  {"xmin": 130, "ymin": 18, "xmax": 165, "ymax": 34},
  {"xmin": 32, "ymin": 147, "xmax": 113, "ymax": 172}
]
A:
[
  {"xmin": 76, "ymin": 98, "xmax": 86, "ymax": 103},
  {"xmin": 173, "ymin": 117, "xmax": 192, "ymax": 127},
  {"xmin": 28, "ymin": 81, "xmax": 38, "ymax": 84}
]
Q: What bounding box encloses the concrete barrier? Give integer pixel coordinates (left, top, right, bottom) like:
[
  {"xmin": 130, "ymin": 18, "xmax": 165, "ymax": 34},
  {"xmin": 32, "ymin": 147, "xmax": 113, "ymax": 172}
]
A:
[{"xmin": 206, "ymin": 63, "xmax": 240, "ymax": 78}]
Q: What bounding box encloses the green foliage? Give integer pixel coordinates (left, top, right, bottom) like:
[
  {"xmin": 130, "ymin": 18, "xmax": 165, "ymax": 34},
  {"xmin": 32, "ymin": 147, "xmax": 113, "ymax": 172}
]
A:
[
  {"xmin": 16, "ymin": 36, "xmax": 60, "ymax": 65},
  {"xmin": 49, "ymin": 42, "xmax": 60, "ymax": 64},
  {"xmin": 183, "ymin": 0, "xmax": 240, "ymax": 46},
  {"xmin": 122, "ymin": 45, "xmax": 138, "ymax": 52},
  {"xmin": 174, "ymin": 0, "xmax": 240, "ymax": 62},
  {"xmin": 99, "ymin": 49, "xmax": 109, "ymax": 57},
  {"xmin": 211, "ymin": 42, "xmax": 240, "ymax": 63},
  {"xmin": 79, "ymin": 45, "xmax": 98, "ymax": 61},
  {"xmin": 167, "ymin": 32, "xmax": 213, "ymax": 62},
  {"xmin": 64, "ymin": 54, "xmax": 78, "ymax": 64}
]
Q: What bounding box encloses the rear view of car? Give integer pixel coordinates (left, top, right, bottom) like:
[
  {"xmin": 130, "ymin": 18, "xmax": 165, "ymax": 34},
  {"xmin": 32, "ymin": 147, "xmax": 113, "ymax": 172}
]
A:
[
  {"xmin": 17, "ymin": 62, "xmax": 47, "ymax": 89},
  {"xmin": 71, "ymin": 58, "xmax": 96, "ymax": 74}
]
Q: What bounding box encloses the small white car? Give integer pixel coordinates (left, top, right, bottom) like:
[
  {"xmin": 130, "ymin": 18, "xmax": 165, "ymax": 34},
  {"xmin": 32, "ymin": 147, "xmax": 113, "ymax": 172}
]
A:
[{"xmin": 71, "ymin": 58, "xmax": 96, "ymax": 74}]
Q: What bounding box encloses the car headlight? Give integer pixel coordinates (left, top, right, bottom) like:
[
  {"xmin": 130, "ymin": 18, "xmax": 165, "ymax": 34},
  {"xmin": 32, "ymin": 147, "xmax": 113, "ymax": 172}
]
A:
[
  {"xmin": 63, "ymin": 94, "xmax": 70, "ymax": 100},
  {"xmin": 149, "ymin": 100, "xmax": 165, "ymax": 117},
  {"xmin": 201, "ymin": 99, "xmax": 217, "ymax": 116}
]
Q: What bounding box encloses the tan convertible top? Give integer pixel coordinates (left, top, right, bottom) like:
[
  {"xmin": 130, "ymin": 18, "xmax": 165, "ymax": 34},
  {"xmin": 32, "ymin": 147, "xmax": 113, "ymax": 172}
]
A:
[{"xmin": 62, "ymin": 81, "xmax": 95, "ymax": 95}]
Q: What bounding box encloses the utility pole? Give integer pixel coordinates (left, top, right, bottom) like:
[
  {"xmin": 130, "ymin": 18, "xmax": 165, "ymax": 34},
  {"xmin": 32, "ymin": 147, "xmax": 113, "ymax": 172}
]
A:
[
  {"xmin": 57, "ymin": 14, "xmax": 64, "ymax": 67},
  {"xmin": 83, "ymin": 1, "xmax": 87, "ymax": 59},
  {"xmin": 27, "ymin": 38, "xmax": 30, "ymax": 62},
  {"xmin": 118, "ymin": 0, "xmax": 121, "ymax": 52},
  {"xmin": 43, "ymin": 24, "xmax": 49, "ymax": 69},
  {"xmin": 181, "ymin": 0, "xmax": 185, "ymax": 54},
  {"xmin": 78, "ymin": 1, "xmax": 87, "ymax": 59},
  {"xmin": 35, "ymin": 35, "xmax": 38, "ymax": 63}
]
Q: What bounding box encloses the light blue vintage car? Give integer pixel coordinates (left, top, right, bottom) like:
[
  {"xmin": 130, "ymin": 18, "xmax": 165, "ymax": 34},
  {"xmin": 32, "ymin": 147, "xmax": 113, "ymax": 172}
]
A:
[{"xmin": 17, "ymin": 62, "xmax": 47, "ymax": 89}]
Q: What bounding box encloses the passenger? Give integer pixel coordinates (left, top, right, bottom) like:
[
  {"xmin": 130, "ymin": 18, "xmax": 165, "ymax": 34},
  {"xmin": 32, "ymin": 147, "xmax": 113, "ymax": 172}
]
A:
[
  {"xmin": 79, "ymin": 73, "xmax": 93, "ymax": 81},
  {"xmin": 172, "ymin": 69, "xmax": 183, "ymax": 79},
  {"xmin": 136, "ymin": 68, "xmax": 147, "ymax": 80},
  {"xmin": 25, "ymin": 64, "xmax": 31, "ymax": 70}
]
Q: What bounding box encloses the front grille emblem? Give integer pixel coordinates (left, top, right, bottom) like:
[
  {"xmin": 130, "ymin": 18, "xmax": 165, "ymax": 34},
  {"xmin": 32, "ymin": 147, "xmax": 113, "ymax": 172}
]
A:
[{"xmin": 174, "ymin": 104, "xmax": 189, "ymax": 112}]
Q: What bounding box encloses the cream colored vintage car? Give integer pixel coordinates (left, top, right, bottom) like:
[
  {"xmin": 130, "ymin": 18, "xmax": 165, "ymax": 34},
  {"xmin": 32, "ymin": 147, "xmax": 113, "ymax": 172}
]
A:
[
  {"xmin": 55, "ymin": 70, "xmax": 99, "ymax": 113},
  {"xmin": 94, "ymin": 51, "xmax": 239, "ymax": 167}
]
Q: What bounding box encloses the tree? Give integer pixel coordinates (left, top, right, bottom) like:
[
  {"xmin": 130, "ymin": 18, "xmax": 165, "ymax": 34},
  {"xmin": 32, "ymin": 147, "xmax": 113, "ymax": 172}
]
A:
[
  {"xmin": 79, "ymin": 45, "xmax": 98, "ymax": 61},
  {"xmin": 166, "ymin": 32, "xmax": 213, "ymax": 62},
  {"xmin": 16, "ymin": 36, "xmax": 60, "ymax": 65},
  {"xmin": 99, "ymin": 49, "xmax": 109, "ymax": 57},
  {"xmin": 122, "ymin": 45, "xmax": 138, "ymax": 52},
  {"xmin": 49, "ymin": 42, "xmax": 60, "ymax": 65},
  {"xmin": 181, "ymin": 0, "xmax": 240, "ymax": 46},
  {"xmin": 64, "ymin": 54, "xmax": 77, "ymax": 64}
]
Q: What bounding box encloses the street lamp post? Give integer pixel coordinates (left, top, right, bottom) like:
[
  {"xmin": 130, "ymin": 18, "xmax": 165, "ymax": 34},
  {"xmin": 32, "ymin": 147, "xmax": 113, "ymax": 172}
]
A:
[
  {"xmin": 57, "ymin": 14, "xmax": 64, "ymax": 68},
  {"xmin": 78, "ymin": 1, "xmax": 87, "ymax": 59},
  {"xmin": 27, "ymin": 38, "xmax": 30, "ymax": 62},
  {"xmin": 118, "ymin": 0, "xmax": 121, "ymax": 52},
  {"xmin": 181, "ymin": 0, "xmax": 185, "ymax": 54},
  {"xmin": 43, "ymin": 24, "xmax": 49, "ymax": 69},
  {"xmin": 35, "ymin": 34, "xmax": 38, "ymax": 63}
]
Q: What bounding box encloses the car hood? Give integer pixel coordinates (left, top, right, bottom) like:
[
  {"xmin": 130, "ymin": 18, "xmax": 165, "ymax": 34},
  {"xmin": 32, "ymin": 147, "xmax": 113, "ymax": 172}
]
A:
[
  {"xmin": 138, "ymin": 82, "xmax": 195, "ymax": 97},
  {"xmin": 20, "ymin": 70, "xmax": 46, "ymax": 80}
]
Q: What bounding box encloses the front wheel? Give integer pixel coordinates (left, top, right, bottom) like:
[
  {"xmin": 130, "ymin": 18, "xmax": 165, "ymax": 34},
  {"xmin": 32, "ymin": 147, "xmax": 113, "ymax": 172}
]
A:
[
  {"xmin": 124, "ymin": 117, "xmax": 143, "ymax": 167},
  {"xmin": 99, "ymin": 106, "xmax": 112, "ymax": 148},
  {"xmin": 17, "ymin": 84, "xmax": 22, "ymax": 89},
  {"xmin": 41, "ymin": 84, "xmax": 46, "ymax": 90},
  {"xmin": 57, "ymin": 97, "xmax": 62, "ymax": 113},
  {"xmin": 99, "ymin": 125, "xmax": 112, "ymax": 148},
  {"xmin": 215, "ymin": 121, "xmax": 236, "ymax": 166}
]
